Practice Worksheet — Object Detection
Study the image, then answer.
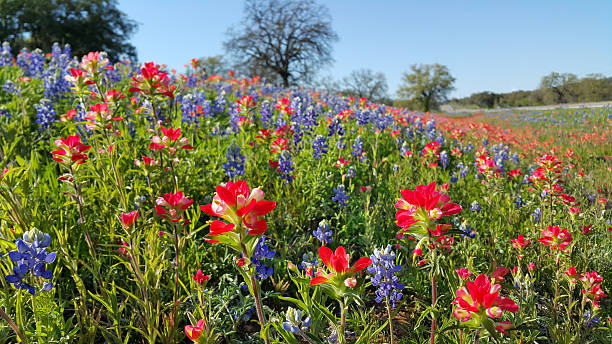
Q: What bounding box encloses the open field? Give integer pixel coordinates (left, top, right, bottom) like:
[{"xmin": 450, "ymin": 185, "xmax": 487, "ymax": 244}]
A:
[{"xmin": 0, "ymin": 47, "xmax": 610, "ymax": 343}]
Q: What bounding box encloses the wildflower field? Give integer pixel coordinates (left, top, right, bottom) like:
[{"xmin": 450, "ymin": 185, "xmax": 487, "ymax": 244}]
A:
[{"xmin": 0, "ymin": 44, "xmax": 610, "ymax": 344}]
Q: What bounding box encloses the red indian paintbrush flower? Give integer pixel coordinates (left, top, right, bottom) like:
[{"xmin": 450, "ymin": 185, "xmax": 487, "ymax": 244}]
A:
[
  {"xmin": 537, "ymin": 225, "xmax": 572, "ymax": 251},
  {"xmin": 421, "ymin": 141, "xmax": 441, "ymax": 168},
  {"xmin": 184, "ymin": 319, "xmax": 206, "ymax": 342},
  {"xmin": 193, "ymin": 269, "xmax": 210, "ymax": 285},
  {"xmin": 309, "ymin": 246, "xmax": 372, "ymax": 288},
  {"xmin": 510, "ymin": 234, "xmax": 530, "ymax": 249},
  {"xmin": 395, "ymin": 181, "xmax": 462, "ymax": 238},
  {"xmin": 121, "ymin": 210, "xmax": 139, "ymax": 229},
  {"xmin": 52, "ymin": 135, "xmax": 92, "ymax": 166},
  {"xmin": 155, "ymin": 190, "xmax": 193, "ymax": 223},
  {"xmin": 200, "ymin": 180, "xmax": 276, "ymax": 241},
  {"xmin": 453, "ymin": 273, "xmax": 518, "ymax": 324},
  {"xmin": 129, "ymin": 61, "xmax": 175, "ymax": 98},
  {"xmin": 149, "ymin": 126, "xmax": 194, "ymax": 153}
]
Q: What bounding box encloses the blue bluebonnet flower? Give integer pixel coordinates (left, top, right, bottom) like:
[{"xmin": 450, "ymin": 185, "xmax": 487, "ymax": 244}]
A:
[
  {"xmin": 400, "ymin": 141, "xmax": 411, "ymax": 157},
  {"xmin": 425, "ymin": 119, "xmax": 437, "ymax": 140},
  {"xmin": 103, "ymin": 66, "xmax": 122, "ymax": 85},
  {"xmin": 43, "ymin": 43, "xmax": 73, "ymax": 100},
  {"xmin": 312, "ymin": 135, "xmax": 328, "ymax": 160},
  {"xmin": 231, "ymin": 306, "xmax": 254, "ymax": 321},
  {"xmin": 3, "ymin": 80, "xmax": 19, "ymax": 95},
  {"xmin": 0, "ymin": 107, "xmax": 10, "ymax": 118},
  {"xmin": 336, "ymin": 137, "xmax": 346, "ymax": 150},
  {"xmin": 470, "ymin": 201, "xmax": 481, "ymax": 212},
  {"xmin": 222, "ymin": 144, "xmax": 245, "ymax": 179},
  {"xmin": 327, "ymin": 118, "xmax": 342, "ymax": 137},
  {"xmin": 464, "ymin": 143, "xmax": 474, "ymax": 153},
  {"xmin": 345, "ymin": 166, "xmax": 356, "ymax": 179},
  {"xmin": 278, "ymin": 150, "xmax": 294, "ymax": 183},
  {"xmin": 435, "ymin": 134, "xmax": 445, "ymax": 146},
  {"xmin": 213, "ymin": 88, "xmax": 227, "ymax": 114},
  {"xmin": 298, "ymin": 252, "xmax": 318, "ymax": 272},
  {"xmin": 332, "ymin": 185, "xmax": 349, "ymax": 207},
  {"xmin": 312, "ymin": 219, "xmax": 332, "ymax": 244},
  {"xmin": 367, "ymin": 245, "xmax": 404, "ymax": 308},
  {"xmin": 5, "ymin": 229, "xmax": 56, "ymax": 295},
  {"xmin": 327, "ymin": 328, "xmax": 340, "ymax": 344},
  {"xmin": 514, "ymin": 197, "xmax": 524, "ymax": 208},
  {"xmin": 459, "ymin": 223, "xmax": 476, "ymax": 239},
  {"xmin": 282, "ymin": 307, "xmax": 311, "ymax": 334},
  {"xmin": 449, "ymin": 172, "xmax": 458, "ymax": 183},
  {"xmin": 251, "ymin": 236, "xmax": 275, "ymax": 281},
  {"xmin": 35, "ymin": 99, "xmax": 57, "ymax": 130},
  {"xmin": 259, "ymin": 100, "xmax": 274, "ymax": 128},
  {"xmin": 531, "ymin": 208, "xmax": 542, "ymax": 223},
  {"xmin": 440, "ymin": 150, "xmax": 448, "ymax": 168},
  {"xmin": 16, "ymin": 48, "xmax": 44, "ymax": 78},
  {"xmin": 583, "ymin": 311, "xmax": 600, "ymax": 328},
  {"xmin": 0, "ymin": 42, "xmax": 12, "ymax": 66},
  {"xmin": 352, "ymin": 136, "xmax": 363, "ymax": 158}
]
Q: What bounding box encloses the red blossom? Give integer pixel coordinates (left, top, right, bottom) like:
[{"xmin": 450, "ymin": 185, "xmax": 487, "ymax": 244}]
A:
[
  {"xmin": 537, "ymin": 225, "xmax": 572, "ymax": 251},
  {"xmin": 52, "ymin": 135, "xmax": 91, "ymax": 165},
  {"xmin": 309, "ymin": 246, "xmax": 372, "ymax": 287},
  {"xmin": 155, "ymin": 191, "xmax": 193, "ymax": 223}
]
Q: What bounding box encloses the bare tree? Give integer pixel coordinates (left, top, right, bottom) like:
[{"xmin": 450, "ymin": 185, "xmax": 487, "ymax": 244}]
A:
[
  {"xmin": 223, "ymin": 0, "xmax": 338, "ymax": 87},
  {"xmin": 340, "ymin": 69, "xmax": 389, "ymax": 103}
]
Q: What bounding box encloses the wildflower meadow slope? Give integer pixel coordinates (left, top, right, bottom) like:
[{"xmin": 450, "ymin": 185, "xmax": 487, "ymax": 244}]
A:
[{"xmin": 0, "ymin": 44, "xmax": 610, "ymax": 343}]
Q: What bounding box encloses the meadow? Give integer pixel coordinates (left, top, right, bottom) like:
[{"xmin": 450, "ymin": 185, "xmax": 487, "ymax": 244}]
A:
[{"xmin": 0, "ymin": 44, "xmax": 610, "ymax": 343}]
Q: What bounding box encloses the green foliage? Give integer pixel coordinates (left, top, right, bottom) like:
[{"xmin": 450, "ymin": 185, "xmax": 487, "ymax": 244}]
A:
[{"xmin": 396, "ymin": 63, "xmax": 456, "ymax": 112}]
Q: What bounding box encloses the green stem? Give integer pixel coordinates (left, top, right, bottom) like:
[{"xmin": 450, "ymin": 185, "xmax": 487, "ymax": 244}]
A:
[
  {"xmin": 339, "ymin": 298, "xmax": 347, "ymax": 344},
  {"xmin": 386, "ymin": 297, "xmax": 394, "ymax": 344},
  {"xmin": 0, "ymin": 307, "xmax": 26, "ymax": 343},
  {"xmin": 430, "ymin": 250, "xmax": 437, "ymax": 344},
  {"xmin": 239, "ymin": 238, "xmax": 270, "ymax": 344}
]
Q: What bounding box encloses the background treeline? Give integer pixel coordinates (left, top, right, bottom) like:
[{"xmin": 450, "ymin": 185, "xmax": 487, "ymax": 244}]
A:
[{"xmin": 449, "ymin": 72, "xmax": 612, "ymax": 109}]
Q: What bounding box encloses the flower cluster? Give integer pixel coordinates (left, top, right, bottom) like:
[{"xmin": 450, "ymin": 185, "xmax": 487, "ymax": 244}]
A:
[
  {"xmin": 52, "ymin": 135, "xmax": 92, "ymax": 167},
  {"xmin": 309, "ymin": 246, "xmax": 371, "ymax": 291},
  {"xmin": 200, "ymin": 180, "xmax": 276, "ymax": 246},
  {"xmin": 367, "ymin": 245, "xmax": 404, "ymax": 308},
  {"xmin": 580, "ymin": 272, "xmax": 607, "ymax": 309},
  {"xmin": 332, "ymin": 185, "xmax": 349, "ymax": 207},
  {"xmin": 421, "ymin": 141, "xmax": 441, "ymax": 168},
  {"xmin": 282, "ymin": 307, "xmax": 311, "ymax": 334},
  {"xmin": 251, "ymin": 236, "xmax": 275, "ymax": 280},
  {"xmin": 537, "ymin": 225, "xmax": 572, "ymax": 251},
  {"xmin": 223, "ymin": 144, "xmax": 246, "ymax": 179},
  {"xmin": 5, "ymin": 229, "xmax": 56, "ymax": 295},
  {"xmin": 312, "ymin": 219, "xmax": 332, "ymax": 244},
  {"xmin": 149, "ymin": 126, "xmax": 194, "ymax": 155},
  {"xmin": 453, "ymin": 273, "xmax": 518, "ymax": 334},
  {"xmin": 394, "ymin": 181, "xmax": 461, "ymax": 239},
  {"xmin": 129, "ymin": 61, "xmax": 175, "ymax": 98},
  {"xmin": 155, "ymin": 190, "xmax": 193, "ymax": 223}
]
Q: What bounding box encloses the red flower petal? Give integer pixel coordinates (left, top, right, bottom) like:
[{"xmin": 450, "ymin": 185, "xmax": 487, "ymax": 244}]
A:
[
  {"xmin": 200, "ymin": 204, "xmax": 218, "ymax": 217},
  {"xmin": 352, "ymin": 256, "xmax": 372, "ymax": 273},
  {"xmin": 319, "ymin": 246, "xmax": 333, "ymax": 269},
  {"xmin": 441, "ymin": 202, "xmax": 462, "ymax": 215},
  {"xmin": 309, "ymin": 276, "xmax": 329, "ymax": 286}
]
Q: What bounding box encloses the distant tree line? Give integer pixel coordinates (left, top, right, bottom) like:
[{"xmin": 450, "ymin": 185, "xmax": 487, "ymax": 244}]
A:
[{"xmin": 450, "ymin": 72, "xmax": 612, "ymax": 109}]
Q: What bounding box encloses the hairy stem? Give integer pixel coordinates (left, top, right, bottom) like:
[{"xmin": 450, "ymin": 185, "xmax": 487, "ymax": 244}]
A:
[{"xmin": 0, "ymin": 307, "xmax": 26, "ymax": 343}]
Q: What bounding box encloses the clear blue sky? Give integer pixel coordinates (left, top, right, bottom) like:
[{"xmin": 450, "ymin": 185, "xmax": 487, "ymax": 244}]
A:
[{"xmin": 118, "ymin": 0, "xmax": 612, "ymax": 98}]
